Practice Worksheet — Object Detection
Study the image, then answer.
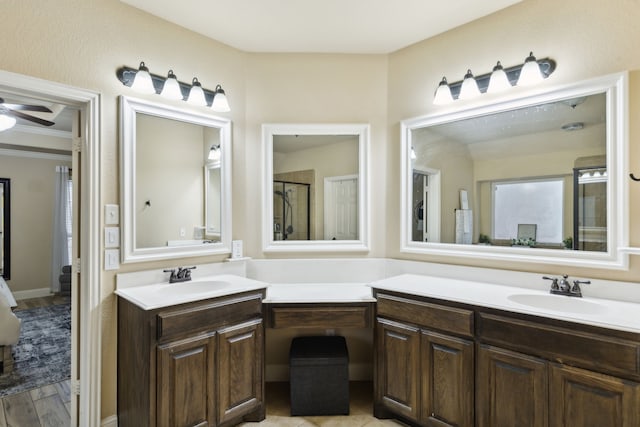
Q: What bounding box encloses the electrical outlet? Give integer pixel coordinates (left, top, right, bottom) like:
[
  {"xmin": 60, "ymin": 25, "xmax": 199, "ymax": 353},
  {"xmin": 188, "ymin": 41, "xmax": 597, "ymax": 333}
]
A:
[
  {"xmin": 180, "ymin": 227, "xmax": 186, "ymax": 237},
  {"xmin": 105, "ymin": 227, "xmax": 119, "ymax": 248},
  {"xmin": 105, "ymin": 249, "xmax": 120, "ymax": 270}
]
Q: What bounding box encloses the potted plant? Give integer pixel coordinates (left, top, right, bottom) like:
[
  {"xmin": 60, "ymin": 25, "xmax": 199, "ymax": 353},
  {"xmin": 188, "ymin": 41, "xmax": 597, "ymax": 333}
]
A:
[
  {"xmin": 563, "ymin": 236, "xmax": 573, "ymax": 250},
  {"xmin": 478, "ymin": 234, "xmax": 491, "ymax": 245},
  {"xmin": 511, "ymin": 237, "xmax": 536, "ymax": 247}
]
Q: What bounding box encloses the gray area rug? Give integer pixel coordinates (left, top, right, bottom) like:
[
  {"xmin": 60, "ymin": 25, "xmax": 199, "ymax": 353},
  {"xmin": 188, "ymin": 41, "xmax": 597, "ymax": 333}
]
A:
[{"xmin": 0, "ymin": 303, "xmax": 71, "ymax": 397}]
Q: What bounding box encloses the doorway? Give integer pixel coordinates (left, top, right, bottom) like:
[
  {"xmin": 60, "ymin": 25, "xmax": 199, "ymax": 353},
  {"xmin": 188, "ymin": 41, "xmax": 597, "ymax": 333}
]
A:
[
  {"xmin": 0, "ymin": 70, "xmax": 101, "ymax": 426},
  {"xmin": 324, "ymin": 175, "xmax": 358, "ymax": 240}
]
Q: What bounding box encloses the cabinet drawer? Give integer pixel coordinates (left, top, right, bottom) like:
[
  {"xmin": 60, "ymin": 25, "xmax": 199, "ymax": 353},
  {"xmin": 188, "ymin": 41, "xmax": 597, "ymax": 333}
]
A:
[
  {"xmin": 269, "ymin": 305, "xmax": 372, "ymax": 329},
  {"xmin": 376, "ymin": 293, "xmax": 473, "ymax": 337},
  {"xmin": 478, "ymin": 313, "xmax": 640, "ymax": 378},
  {"xmin": 157, "ymin": 292, "xmax": 263, "ymax": 341}
]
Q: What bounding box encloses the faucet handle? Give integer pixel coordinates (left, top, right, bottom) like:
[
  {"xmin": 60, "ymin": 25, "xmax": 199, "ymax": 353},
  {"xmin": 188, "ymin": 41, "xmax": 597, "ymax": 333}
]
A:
[
  {"xmin": 542, "ymin": 276, "xmax": 559, "ymax": 291},
  {"xmin": 571, "ymin": 279, "xmax": 591, "ymax": 296}
]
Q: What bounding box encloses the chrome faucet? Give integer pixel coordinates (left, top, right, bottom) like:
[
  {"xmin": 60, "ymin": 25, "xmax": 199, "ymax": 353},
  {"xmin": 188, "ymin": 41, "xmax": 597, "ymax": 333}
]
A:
[
  {"xmin": 164, "ymin": 266, "xmax": 196, "ymax": 283},
  {"xmin": 543, "ymin": 274, "xmax": 590, "ymax": 297}
]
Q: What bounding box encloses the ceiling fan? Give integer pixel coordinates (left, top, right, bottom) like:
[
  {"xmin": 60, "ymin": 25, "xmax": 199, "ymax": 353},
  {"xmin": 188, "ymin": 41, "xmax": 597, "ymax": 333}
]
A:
[{"xmin": 0, "ymin": 97, "xmax": 55, "ymax": 131}]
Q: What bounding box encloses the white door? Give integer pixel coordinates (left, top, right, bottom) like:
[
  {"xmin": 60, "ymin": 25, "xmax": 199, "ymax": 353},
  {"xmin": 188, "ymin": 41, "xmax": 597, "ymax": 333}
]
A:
[{"xmin": 324, "ymin": 175, "xmax": 358, "ymax": 240}]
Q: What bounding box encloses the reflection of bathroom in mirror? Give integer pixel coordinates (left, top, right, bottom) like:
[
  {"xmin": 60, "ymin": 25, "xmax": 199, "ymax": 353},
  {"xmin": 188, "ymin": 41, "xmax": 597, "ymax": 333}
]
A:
[
  {"xmin": 401, "ymin": 73, "xmax": 628, "ymax": 268},
  {"xmin": 262, "ymin": 123, "xmax": 369, "ymax": 252},
  {"xmin": 272, "ymin": 135, "xmax": 358, "ymax": 241},
  {"xmin": 120, "ymin": 96, "xmax": 231, "ymax": 263}
]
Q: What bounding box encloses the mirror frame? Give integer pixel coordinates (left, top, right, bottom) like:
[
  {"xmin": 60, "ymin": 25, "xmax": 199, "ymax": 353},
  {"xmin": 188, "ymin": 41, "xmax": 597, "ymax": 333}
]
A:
[
  {"xmin": 400, "ymin": 73, "xmax": 629, "ymax": 269},
  {"xmin": 262, "ymin": 123, "xmax": 370, "ymax": 252},
  {"xmin": 120, "ymin": 96, "xmax": 232, "ymax": 263}
]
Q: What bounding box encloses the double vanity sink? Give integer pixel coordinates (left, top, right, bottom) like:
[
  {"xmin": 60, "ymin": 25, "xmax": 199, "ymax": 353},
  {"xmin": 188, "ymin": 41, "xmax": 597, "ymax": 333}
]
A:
[
  {"xmin": 115, "ymin": 272, "xmax": 640, "ymax": 427},
  {"xmin": 116, "ymin": 272, "xmax": 639, "ymax": 332}
]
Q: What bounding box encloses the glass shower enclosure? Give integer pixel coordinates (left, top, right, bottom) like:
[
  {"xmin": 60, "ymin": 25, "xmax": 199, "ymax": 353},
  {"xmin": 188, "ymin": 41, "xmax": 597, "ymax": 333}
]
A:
[{"xmin": 273, "ymin": 180, "xmax": 311, "ymax": 240}]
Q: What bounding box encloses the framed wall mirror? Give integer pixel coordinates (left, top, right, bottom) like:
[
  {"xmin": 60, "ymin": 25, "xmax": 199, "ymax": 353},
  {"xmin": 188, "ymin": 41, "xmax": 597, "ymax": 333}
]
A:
[
  {"xmin": 120, "ymin": 96, "xmax": 232, "ymax": 263},
  {"xmin": 0, "ymin": 178, "xmax": 10, "ymax": 279},
  {"xmin": 262, "ymin": 123, "xmax": 370, "ymax": 252},
  {"xmin": 400, "ymin": 73, "xmax": 628, "ymax": 269}
]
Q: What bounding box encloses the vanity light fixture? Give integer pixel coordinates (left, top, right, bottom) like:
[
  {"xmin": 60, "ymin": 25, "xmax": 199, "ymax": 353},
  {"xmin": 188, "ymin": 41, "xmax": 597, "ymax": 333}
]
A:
[
  {"xmin": 459, "ymin": 69, "xmax": 481, "ymax": 100},
  {"xmin": 208, "ymin": 144, "xmax": 221, "ymax": 161},
  {"xmin": 160, "ymin": 70, "xmax": 183, "ymax": 100},
  {"xmin": 487, "ymin": 61, "xmax": 511, "ymax": 94},
  {"xmin": 433, "ymin": 52, "xmax": 555, "ymax": 104},
  {"xmin": 410, "ymin": 146, "xmax": 417, "ymax": 160},
  {"xmin": 130, "ymin": 62, "xmax": 156, "ymax": 94},
  {"xmin": 116, "ymin": 61, "xmax": 231, "ymax": 112},
  {"xmin": 187, "ymin": 78, "xmax": 207, "ymax": 107}
]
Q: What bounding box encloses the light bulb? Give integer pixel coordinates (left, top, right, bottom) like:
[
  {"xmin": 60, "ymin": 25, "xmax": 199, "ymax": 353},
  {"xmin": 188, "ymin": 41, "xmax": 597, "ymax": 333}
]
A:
[
  {"xmin": 459, "ymin": 69, "xmax": 481, "ymax": 100},
  {"xmin": 517, "ymin": 52, "xmax": 543, "ymax": 86},
  {"xmin": 187, "ymin": 77, "xmax": 207, "ymax": 106},
  {"xmin": 487, "ymin": 61, "xmax": 511, "ymax": 93},
  {"xmin": 160, "ymin": 70, "xmax": 183, "ymax": 100},
  {"xmin": 211, "ymin": 85, "xmax": 230, "ymax": 112},
  {"xmin": 433, "ymin": 77, "xmax": 453, "ymax": 105},
  {"xmin": 130, "ymin": 62, "xmax": 156, "ymax": 94}
]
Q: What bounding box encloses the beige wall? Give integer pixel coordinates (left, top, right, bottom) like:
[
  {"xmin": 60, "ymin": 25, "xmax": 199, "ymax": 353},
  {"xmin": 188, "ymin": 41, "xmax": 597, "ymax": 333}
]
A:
[
  {"xmin": 0, "ymin": 154, "xmax": 72, "ymax": 293},
  {"xmin": 2, "ymin": 0, "xmax": 640, "ymax": 420}
]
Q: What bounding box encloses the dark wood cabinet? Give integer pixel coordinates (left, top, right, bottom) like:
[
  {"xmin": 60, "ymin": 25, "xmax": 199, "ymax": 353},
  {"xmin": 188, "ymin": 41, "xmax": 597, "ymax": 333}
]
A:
[
  {"xmin": 217, "ymin": 319, "xmax": 264, "ymax": 425},
  {"xmin": 375, "ymin": 317, "xmax": 420, "ymax": 422},
  {"xmin": 157, "ymin": 333, "xmax": 216, "ymax": 427},
  {"xmin": 372, "ymin": 288, "xmax": 640, "ymax": 427},
  {"xmin": 421, "ymin": 331, "xmax": 473, "ymax": 427},
  {"xmin": 118, "ymin": 290, "xmax": 266, "ymax": 427},
  {"xmin": 476, "ymin": 344, "xmax": 548, "ymax": 427},
  {"xmin": 549, "ymin": 364, "xmax": 640, "ymax": 427},
  {"xmin": 374, "ymin": 293, "xmax": 475, "ymax": 425}
]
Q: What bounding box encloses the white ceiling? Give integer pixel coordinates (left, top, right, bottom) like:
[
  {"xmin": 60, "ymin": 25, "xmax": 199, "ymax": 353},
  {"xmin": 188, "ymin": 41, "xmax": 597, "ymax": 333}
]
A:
[{"xmin": 120, "ymin": 0, "xmax": 522, "ymax": 54}]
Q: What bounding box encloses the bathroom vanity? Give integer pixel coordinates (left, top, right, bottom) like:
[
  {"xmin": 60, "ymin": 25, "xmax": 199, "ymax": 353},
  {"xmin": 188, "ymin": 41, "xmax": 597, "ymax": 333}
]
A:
[
  {"xmin": 371, "ymin": 275, "xmax": 640, "ymax": 427},
  {"xmin": 116, "ymin": 277, "xmax": 268, "ymax": 427},
  {"xmin": 115, "ymin": 265, "xmax": 640, "ymax": 427}
]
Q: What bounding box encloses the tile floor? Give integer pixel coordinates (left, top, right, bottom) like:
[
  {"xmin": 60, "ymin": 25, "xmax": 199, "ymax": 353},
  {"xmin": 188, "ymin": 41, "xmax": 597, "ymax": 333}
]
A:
[{"xmin": 239, "ymin": 382, "xmax": 407, "ymax": 427}]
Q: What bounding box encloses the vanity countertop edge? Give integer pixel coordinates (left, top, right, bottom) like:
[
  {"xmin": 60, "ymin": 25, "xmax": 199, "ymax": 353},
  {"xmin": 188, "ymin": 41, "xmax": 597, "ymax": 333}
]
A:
[{"xmin": 370, "ymin": 273, "xmax": 640, "ymax": 334}]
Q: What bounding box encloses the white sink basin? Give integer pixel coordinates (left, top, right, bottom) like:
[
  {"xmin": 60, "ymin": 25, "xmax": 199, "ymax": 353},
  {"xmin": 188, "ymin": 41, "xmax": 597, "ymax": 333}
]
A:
[
  {"xmin": 115, "ymin": 274, "xmax": 268, "ymax": 310},
  {"xmin": 507, "ymin": 293, "xmax": 608, "ymax": 315},
  {"xmin": 157, "ymin": 280, "xmax": 231, "ymax": 297}
]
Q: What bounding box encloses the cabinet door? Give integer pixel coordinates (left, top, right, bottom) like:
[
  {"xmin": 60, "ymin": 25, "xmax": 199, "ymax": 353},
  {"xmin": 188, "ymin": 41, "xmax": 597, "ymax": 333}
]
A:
[
  {"xmin": 157, "ymin": 332, "xmax": 216, "ymax": 427},
  {"xmin": 217, "ymin": 319, "xmax": 264, "ymax": 425},
  {"xmin": 375, "ymin": 318, "xmax": 420, "ymax": 422},
  {"xmin": 421, "ymin": 331, "xmax": 473, "ymax": 427},
  {"xmin": 476, "ymin": 345, "xmax": 548, "ymax": 427},
  {"xmin": 550, "ymin": 364, "xmax": 640, "ymax": 427}
]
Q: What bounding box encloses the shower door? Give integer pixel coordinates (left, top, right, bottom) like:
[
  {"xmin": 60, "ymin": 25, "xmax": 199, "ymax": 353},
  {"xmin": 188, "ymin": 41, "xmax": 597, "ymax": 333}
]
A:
[{"xmin": 273, "ymin": 181, "xmax": 311, "ymax": 240}]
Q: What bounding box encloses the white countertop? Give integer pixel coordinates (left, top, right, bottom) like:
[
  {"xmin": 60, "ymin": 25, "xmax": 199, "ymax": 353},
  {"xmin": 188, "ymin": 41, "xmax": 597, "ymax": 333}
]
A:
[
  {"xmin": 370, "ymin": 274, "xmax": 640, "ymax": 334},
  {"xmin": 114, "ymin": 274, "xmax": 268, "ymax": 310},
  {"xmin": 263, "ymin": 283, "xmax": 375, "ymax": 303}
]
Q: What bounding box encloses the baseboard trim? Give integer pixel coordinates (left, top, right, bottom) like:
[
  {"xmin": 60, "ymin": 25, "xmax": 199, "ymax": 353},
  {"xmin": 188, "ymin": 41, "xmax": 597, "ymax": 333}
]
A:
[
  {"xmin": 12, "ymin": 287, "xmax": 52, "ymax": 301},
  {"xmin": 101, "ymin": 415, "xmax": 117, "ymax": 427}
]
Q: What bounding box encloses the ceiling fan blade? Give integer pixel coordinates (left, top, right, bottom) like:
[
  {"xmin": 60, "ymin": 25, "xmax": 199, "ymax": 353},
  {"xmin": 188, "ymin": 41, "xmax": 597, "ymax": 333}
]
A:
[
  {"xmin": 3, "ymin": 103, "xmax": 53, "ymax": 113},
  {"xmin": 9, "ymin": 110, "xmax": 55, "ymax": 127}
]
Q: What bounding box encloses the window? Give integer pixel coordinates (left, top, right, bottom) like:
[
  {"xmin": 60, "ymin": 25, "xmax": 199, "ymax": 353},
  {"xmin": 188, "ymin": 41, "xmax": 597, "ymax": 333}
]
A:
[
  {"xmin": 65, "ymin": 178, "xmax": 73, "ymax": 262},
  {"xmin": 492, "ymin": 178, "xmax": 564, "ymax": 244}
]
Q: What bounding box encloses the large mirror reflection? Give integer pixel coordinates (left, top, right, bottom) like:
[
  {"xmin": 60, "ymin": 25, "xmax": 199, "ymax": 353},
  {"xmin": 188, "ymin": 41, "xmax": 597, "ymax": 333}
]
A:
[
  {"xmin": 120, "ymin": 96, "xmax": 232, "ymax": 263},
  {"xmin": 401, "ymin": 73, "xmax": 628, "ymax": 268},
  {"xmin": 263, "ymin": 124, "xmax": 369, "ymax": 252}
]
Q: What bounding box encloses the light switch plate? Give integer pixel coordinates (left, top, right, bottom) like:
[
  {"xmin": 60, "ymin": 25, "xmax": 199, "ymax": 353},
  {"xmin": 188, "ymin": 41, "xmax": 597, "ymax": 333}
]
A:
[
  {"xmin": 105, "ymin": 204, "xmax": 119, "ymax": 225},
  {"xmin": 105, "ymin": 249, "xmax": 120, "ymax": 270},
  {"xmin": 105, "ymin": 227, "xmax": 120, "ymax": 248}
]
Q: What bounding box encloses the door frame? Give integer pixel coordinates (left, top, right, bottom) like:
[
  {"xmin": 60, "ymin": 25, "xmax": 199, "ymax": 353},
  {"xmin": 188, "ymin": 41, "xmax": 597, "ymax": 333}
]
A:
[{"xmin": 0, "ymin": 69, "xmax": 102, "ymax": 426}]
